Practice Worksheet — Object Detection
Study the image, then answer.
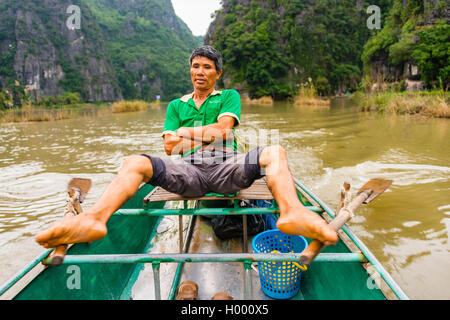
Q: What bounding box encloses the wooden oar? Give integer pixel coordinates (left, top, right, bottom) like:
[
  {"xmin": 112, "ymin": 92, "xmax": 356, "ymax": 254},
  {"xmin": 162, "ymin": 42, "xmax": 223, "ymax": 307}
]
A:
[
  {"xmin": 299, "ymin": 178, "xmax": 392, "ymax": 267},
  {"xmin": 48, "ymin": 178, "xmax": 92, "ymax": 266}
]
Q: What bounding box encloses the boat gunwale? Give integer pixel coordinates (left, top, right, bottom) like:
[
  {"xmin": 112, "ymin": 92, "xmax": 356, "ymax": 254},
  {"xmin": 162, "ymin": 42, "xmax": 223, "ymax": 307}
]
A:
[
  {"xmin": 0, "ymin": 249, "xmax": 53, "ymax": 299},
  {"xmin": 292, "ymin": 177, "xmax": 409, "ymax": 300},
  {"xmin": 0, "ymin": 178, "xmax": 408, "ymax": 301}
]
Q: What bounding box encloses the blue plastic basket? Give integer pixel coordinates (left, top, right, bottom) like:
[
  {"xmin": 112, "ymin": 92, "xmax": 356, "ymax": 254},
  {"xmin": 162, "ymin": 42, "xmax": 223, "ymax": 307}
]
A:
[{"xmin": 252, "ymin": 229, "xmax": 308, "ymax": 299}]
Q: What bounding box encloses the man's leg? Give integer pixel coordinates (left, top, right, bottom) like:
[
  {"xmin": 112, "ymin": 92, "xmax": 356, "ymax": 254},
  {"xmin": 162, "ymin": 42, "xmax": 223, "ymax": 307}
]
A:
[
  {"xmin": 35, "ymin": 155, "xmax": 154, "ymax": 248},
  {"xmin": 259, "ymin": 146, "xmax": 338, "ymax": 246}
]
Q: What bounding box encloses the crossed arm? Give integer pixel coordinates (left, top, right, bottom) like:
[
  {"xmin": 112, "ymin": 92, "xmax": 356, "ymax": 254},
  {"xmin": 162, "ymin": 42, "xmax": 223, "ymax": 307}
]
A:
[{"xmin": 163, "ymin": 116, "xmax": 236, "ymax": 155}]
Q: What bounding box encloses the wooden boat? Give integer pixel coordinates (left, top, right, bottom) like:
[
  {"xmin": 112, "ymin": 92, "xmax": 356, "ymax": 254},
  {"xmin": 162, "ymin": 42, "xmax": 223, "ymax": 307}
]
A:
[{"xmin": 0, "ymin": 177, "xmax": 408, "ymax": 300}]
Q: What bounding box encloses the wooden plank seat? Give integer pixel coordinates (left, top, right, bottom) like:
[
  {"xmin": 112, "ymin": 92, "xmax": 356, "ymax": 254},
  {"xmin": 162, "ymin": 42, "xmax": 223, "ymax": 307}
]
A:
[{"xmin": 144, "ymin": 178, "xmax": 273, "ymax": 204}]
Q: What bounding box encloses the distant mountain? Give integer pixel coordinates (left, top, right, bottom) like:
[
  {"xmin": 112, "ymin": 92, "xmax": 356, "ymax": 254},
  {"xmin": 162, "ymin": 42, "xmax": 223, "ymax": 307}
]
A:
[{"xmin": 0, "ymin": 0, "xmax": 201, "ymax": 105}]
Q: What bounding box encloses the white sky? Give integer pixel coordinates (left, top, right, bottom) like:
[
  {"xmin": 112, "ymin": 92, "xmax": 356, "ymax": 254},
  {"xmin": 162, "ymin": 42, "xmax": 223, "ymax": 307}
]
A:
[{"xmin": 171, "ymin": 0, "xmax": 223, "ymax": 36}]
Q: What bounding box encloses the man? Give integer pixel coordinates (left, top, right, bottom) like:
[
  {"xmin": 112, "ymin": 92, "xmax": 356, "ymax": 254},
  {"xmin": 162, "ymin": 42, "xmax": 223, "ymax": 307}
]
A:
[{"xmin": 36, "ymin": 46, "xmax": 337, "ymax": 249}]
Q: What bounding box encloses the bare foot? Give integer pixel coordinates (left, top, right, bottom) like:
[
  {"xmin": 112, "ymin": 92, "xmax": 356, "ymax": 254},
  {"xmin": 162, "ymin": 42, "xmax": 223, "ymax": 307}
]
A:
[
  {"xmin": 276, "ymin": 207, "xmax": 338, "ymax": 246},
  {"xmin": 35, "ymin": 213, "xmax": 107, "ymax": 248}
]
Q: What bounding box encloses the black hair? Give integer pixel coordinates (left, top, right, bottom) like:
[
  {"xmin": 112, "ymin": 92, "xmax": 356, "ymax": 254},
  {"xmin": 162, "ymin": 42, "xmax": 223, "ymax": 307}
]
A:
[{"xmin": 189, "ymin": 45, "xmax": 223, "ymax": 72}]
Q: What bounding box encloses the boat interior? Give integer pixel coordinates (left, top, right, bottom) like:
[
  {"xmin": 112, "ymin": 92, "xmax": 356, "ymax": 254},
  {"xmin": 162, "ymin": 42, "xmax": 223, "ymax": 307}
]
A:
[{"xmin": 131, "ymin": 178, "xmax": 391, "ymax": 300}]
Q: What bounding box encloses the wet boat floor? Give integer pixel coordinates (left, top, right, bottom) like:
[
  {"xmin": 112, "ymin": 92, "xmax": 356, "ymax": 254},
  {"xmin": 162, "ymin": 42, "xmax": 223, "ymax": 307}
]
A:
[
  {"xmin": 132, "ymin": 215, "xmax": 271, "ymax": 300},
  {"xmin": 179, "ymin": 216, "xmax": 270, "ymax": 300}
]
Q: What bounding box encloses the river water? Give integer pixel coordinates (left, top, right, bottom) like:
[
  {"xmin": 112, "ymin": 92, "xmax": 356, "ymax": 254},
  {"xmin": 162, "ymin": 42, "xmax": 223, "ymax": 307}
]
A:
[{"xmin": 0, "ymin": 99, "xmax": 449, "ymax": 299}]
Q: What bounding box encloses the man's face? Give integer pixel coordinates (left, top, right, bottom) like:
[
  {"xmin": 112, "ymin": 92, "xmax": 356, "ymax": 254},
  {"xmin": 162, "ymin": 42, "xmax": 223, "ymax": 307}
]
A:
[{"xmin": 190, "ymin": 56, "xmax": 222, "ymax": 91}]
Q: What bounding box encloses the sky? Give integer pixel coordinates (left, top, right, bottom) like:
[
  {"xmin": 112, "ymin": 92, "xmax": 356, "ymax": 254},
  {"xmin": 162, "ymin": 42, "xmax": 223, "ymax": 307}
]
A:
[{"xmin": 171, "ymin": 0, "xmax": 223, "ymax": 36}]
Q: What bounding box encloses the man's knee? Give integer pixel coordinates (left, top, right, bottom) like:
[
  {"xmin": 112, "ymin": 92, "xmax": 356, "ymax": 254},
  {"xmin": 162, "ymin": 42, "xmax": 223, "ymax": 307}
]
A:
[
  {"xmin": 260, "ymin": 145, "xmax": 287, "ymax": 167},
  {"xmin": 269, "ymin": 145, "xmax": 287, "ymax": 158},
  {"xmin": 121, "ymin": 155, "xmax": 154, "ymax": 178}
]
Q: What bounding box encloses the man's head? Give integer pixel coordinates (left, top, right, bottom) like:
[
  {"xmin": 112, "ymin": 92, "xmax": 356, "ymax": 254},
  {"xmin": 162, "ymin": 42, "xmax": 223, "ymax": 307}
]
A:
[
  {"xmin": 189, "ymin": 46, "xmax": 223, "ymax": 72},
  {"xmin": 189, "ymin": 46, "xmax": 223, "ymax": 91}
]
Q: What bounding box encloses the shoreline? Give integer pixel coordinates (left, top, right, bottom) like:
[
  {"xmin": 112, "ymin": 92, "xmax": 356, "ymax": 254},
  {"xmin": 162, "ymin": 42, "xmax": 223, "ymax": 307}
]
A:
[
  {"xmin": 0, "ymin": 100, "xmax": 163, "ymax": 123},
  {"xmin": 1, "ymin": 91, "xmax": 448, "ymax": 123},
  {"xmin": 351, "ymin": 90, "xmax": 449, "ymax": 118}
]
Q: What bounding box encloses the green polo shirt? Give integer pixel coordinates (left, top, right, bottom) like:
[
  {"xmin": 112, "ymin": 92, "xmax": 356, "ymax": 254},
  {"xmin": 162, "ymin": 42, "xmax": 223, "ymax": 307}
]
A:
[{"xmin": 162, "ymin": 89, "xmax": 241, "ymax": 155}]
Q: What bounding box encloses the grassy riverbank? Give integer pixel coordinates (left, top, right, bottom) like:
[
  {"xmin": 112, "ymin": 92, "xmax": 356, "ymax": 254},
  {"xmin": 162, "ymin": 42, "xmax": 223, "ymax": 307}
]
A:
[
  {"xmin": 0, "ymin": 103, "xmax": 98, "ymax": 123},
  {"xmin": 111, "ymin": 100, "xmax": 160, "ymax": 113},
  {"xmin": 242, "ymin": 96, "xmax": 274, "ymax": 106},
  {"xmin": 2, "ymin": 91, "xmax": 448, "ymax": 123},
  {"xmin": 353, "ymin": 91, "xmax": 449, "ymax": 118},
  {"xmin": 0, "ymin": 100, "xmax": 160, "ymax": 123}
]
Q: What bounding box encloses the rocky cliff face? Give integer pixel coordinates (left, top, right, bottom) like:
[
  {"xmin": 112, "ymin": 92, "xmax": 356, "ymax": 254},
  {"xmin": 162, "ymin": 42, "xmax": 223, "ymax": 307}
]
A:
[
  {"xmin": 0, "ymin": 0, "xmax": 122, "ymax": 102},
  {"xmin": 0, "ymin": 0, "xmax": 201, "ymax": 103}
]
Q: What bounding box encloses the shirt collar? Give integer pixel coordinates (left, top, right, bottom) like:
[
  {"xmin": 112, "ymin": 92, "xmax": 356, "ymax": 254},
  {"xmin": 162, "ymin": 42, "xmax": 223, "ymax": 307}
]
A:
[{"xmin": 180, "ymin": 90, "xmax": 222, "ymax": 103}]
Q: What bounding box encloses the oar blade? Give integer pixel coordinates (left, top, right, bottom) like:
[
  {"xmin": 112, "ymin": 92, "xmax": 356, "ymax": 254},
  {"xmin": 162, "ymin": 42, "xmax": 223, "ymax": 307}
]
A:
[
  {"xmin": 48, "ymin": 178, "xmax": 92, "ymax": 266},
  {"xmin": 68, "ymin": 178, "xmax": 92, "ymax": 202},
  {"xmin": 357, "ymin": 178, "xmax": 392, "ymax": 204}
]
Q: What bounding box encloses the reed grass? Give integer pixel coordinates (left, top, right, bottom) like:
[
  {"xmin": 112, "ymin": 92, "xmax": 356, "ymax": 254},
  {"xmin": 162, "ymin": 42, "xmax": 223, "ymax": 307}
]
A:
[
  {"xmin": 149, "ymin": 100, "xmax": 161, "ymax": 108},
  {"xmin": 242, "ymin": 96, "xmax": 274, "ymax": 106},
  {"xmin": 111, "ymin": 100, "xmax": 149, "ymax": 113},
  {"xmin": 0, "ymin": 99, "xmax": 155, "ymax": 123},
  {"xmin": 293, "ymin": 79, "xmax": 330, "ymax": 107},
  {"xmin": 0, "ymin": 104, "xmax": 75, "ymax": 123},
  {"xmin": 358, "ymin": 91, "xmax": 449, "ymax": 118}
]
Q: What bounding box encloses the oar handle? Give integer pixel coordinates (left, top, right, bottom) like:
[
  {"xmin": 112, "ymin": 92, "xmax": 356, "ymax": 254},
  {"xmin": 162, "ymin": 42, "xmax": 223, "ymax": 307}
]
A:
[
  {"xmin": 50, "ymin": 245, "xmax": 69, "ymax": 266},
  {"xmin": 300, "ymin": 189, "xmax": 372, "ymax": 266},
  {"xmin": 47, "ymin": 189, "xmax": 82, "ymax": 266}
]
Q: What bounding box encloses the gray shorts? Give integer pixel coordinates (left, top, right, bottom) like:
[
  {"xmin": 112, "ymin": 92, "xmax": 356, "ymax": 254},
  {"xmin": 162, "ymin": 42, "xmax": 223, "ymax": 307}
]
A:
[{"xmin": 142, "ymin": 147, "xmax": 266, "ymax": 198}]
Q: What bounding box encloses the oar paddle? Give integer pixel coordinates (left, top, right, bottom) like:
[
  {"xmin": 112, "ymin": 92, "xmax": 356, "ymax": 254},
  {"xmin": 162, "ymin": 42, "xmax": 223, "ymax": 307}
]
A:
[
  {"xmin": 47, "ymin": 178, "xmax": 92, "ymax": 266},
  {"xmin": 299, "ymin": 178, "xmax": 392, "ymax": 267}
]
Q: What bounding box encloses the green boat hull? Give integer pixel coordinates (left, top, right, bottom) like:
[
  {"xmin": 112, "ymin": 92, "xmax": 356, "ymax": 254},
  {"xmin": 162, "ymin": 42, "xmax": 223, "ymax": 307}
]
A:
[
  {"xmin": 14, "ymin": 184, "xmax": 164, "ymax": 300},
  {"xmin": 4, "ymin": 180, "xmax": 400, "ymax": 300},
  {"xmin": 294, "ymin": 239, "xmax": 385, "ymax": 300},
  {"xmin": 185, "ymin": 200, "xmax": 387, "ymax": 300},
  {"xmin": 288, "ymin": 189, "xmax": 386, "ymax": 300}
]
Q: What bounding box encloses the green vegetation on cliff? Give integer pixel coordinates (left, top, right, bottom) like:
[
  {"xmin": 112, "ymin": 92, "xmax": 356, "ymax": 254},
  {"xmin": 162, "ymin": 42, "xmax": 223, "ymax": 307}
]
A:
[
  {"xmin": 362, "ymin": 0, "xmax": 449, "ymax": 89},
  {"xmin": 1, "ymin": 0, "xmax": 447, "ymax": 109},
  {"xmin": 83, "ymin": 0, "xmax": 201, "ymax": 101},
  {"xmin": 206, "ymin": 0, "xmax": 393, "ymax": 99}
]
